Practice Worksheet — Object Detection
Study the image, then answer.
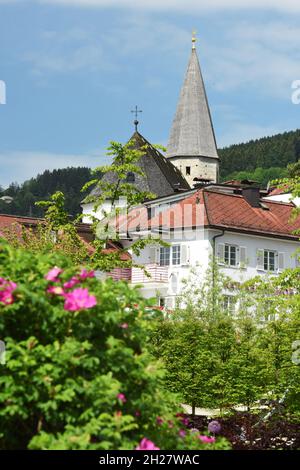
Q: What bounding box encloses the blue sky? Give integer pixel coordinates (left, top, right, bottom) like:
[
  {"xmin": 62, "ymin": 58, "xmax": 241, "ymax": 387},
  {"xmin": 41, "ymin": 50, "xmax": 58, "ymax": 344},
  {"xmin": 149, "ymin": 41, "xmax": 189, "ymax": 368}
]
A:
[{"xmin": 0, "ymin": 0, "xmax": 300, "ymax": 188}]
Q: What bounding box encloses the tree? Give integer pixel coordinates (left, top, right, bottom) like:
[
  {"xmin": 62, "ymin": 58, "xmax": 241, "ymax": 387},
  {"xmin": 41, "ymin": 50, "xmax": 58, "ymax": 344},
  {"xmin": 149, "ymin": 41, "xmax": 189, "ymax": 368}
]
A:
[
  {"xmin": 80, "ymin": 139, "xmax": 164, "ymax": 273},
  {"xmin": 152, "ymin": 263, "xmax": 300, "ymax": 417}
]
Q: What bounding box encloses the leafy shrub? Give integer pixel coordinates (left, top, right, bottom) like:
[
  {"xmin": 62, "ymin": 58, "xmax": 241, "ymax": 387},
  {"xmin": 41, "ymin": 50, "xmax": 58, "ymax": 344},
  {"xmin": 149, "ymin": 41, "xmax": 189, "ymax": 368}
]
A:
[{"xmin": 0, "ymin": 241, "xmax": 229, "ymax": 450}]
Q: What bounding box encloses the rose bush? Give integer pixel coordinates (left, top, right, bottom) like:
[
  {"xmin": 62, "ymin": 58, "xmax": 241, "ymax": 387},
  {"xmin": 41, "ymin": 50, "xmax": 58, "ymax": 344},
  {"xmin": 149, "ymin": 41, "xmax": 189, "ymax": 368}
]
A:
[{"xmin": 0, "ymin": 240, "xmax": 230, "ymax": 450}]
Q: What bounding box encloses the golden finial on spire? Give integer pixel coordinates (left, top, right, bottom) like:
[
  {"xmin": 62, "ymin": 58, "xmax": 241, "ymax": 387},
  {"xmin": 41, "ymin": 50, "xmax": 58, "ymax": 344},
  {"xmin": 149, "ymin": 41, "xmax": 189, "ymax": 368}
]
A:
[{"xmin": 192, "ymin": 30, "xmax": 197, "ymax": 49}]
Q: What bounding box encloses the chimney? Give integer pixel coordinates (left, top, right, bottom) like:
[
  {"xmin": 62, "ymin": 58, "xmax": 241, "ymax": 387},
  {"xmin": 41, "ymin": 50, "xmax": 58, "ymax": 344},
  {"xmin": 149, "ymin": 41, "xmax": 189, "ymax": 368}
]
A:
[{"xmin": 242, "ymin": 187, "xmax": 261, "ymax": 208}]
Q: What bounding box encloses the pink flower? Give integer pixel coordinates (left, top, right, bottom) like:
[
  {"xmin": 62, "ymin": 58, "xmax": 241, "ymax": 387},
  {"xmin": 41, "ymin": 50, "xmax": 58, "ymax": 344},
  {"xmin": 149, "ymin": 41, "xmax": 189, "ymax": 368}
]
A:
[
  {"xmin": 179, "ymin": 429, "xmax": 186, "ymax": 438},
  {"xmin": 79, "ymin": 269, "xmax": 95, "ymax": 280},
  {"xmin": 136, "ymin": 438, "xmax": 160, "ymax": 451},
  {"xmin": 0, "ymin": 279, "xmax": 17, "ymax": 291},
  {"xmin": 117, "ymin": 393, "xmax": 127, "ymax": 404},
  {"xmin": 181, "ymin": 417, "xmax": 190, "ymax": 427},
  {"xmin": 47, "ymin": 286, "xmax": 65, "ymax": 296},
  {"xmin": 63, "ymin": 277, "xmax": 80, "ymax": 290},
  {"xmin": 120, "ymin": 323, "xmax": 129, "ymax": 329},
  {"xmin": 135, "ymin": 410, "xmax": 141, "ymax": 417},
  {"xmin": 198, "ymin": 435, "xmax": 216, "ymax": 444},
  {"xmin": 64, "ymin": 288, "xmax": 97, "ymax": 312},
  {"xmin": 0, "ymin": 291, "xmax": 13, "ymax": 305},
  {"xmin": 0, "ymin": 279, "xmax": 17, "ymax": 305},
  {"xmin": 45, "ymin": 267, "xmax": 63, "ymax": 282}
]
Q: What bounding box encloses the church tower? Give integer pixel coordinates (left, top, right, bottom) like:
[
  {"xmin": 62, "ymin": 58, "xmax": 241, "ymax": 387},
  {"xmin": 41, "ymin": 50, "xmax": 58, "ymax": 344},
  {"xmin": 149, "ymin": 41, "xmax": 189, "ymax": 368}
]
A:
[{"xmin": 166, "ymin": 33, "xmax": 219, "ymax": 187}]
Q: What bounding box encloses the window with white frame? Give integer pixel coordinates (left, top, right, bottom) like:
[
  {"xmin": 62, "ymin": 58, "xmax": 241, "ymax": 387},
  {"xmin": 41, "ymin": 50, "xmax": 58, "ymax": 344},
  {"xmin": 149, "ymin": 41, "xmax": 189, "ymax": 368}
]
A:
[
  {"xmin": 172, "ymin": 245, "xmax": 181, "ymax": 265},
  {"xmin": 224, "ymin": 244, "xmax": 238, "ymax": 267},
  {"xmin": 159, "ymin": 245, "xmax": 181, "ymax": 266},
  {"xmin": 223, "ymin": 295, "xmax": 236, "ymax": 315},
  {"xmin": 264, "ymin": 250, "xmax": 276, "ymax": 272},
  {"xmin": 159, "ymin": 247, "xmax": 170, "ymax": 266}
]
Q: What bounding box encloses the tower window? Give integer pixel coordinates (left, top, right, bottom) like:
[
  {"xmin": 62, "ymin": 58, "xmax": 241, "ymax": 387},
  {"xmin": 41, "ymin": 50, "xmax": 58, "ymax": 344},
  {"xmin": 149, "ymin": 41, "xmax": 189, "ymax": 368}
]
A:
[
  {"xmin": 126, "ymin": 172, "xmax": 135, "ymax": 183},
  {"xmin": 186, "ymin": 166, "xmax": 191, "ymax": 176}
]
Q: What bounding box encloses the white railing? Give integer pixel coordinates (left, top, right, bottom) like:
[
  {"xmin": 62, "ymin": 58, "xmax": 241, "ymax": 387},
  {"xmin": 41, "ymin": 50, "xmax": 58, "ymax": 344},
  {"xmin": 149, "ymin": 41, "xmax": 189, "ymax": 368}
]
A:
[
  {"xmin": 108, "ymin": 267, "xmax": 132, "ymax": 281},
  {"xmin": 131, "ymin": 264, "xmax": 168, "ymax": 284}
]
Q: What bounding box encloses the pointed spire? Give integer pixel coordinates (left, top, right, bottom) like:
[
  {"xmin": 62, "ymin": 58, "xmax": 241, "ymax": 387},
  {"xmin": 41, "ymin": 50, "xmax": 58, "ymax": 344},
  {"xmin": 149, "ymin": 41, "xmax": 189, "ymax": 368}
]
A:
[
  {"xmin": 166, "ymin": 40, "xmax": 218, "ymax": 160},
  {"xmin": 192, "ymin": 30, "xmax": 197, "ymax": 50}
]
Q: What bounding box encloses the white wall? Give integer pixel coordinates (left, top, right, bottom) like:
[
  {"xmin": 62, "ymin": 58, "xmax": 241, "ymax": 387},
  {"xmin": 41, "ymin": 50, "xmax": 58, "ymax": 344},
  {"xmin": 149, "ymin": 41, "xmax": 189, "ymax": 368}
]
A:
[
  {"xmin": 170, "ymin": 156, "xmax": 218, "ymax": 186},
  {"xmin": 130, "ymin": 229, "xmax": 210, "ymax": 306},
  {"xmin": 131, "ymin": 229, "xmax": 300, "ymax": 306},
  {"xmin": 209, "ymin": 230, "xmax": 299, "ymax": 284}
]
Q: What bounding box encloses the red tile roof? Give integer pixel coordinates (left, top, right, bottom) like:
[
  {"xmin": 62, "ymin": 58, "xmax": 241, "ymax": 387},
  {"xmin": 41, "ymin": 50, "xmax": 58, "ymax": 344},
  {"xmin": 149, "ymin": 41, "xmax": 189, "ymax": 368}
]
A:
[
  {"xmin": 203, "ymin": 190, "xmax": 300, "ymax": 238},
  {"xmin": 147, "ymin": 189, "xmax": 300, "ymax": 240},
  {"xmin": 149, "ymin": 191, "xmax": 208, "ymax": 230},
  {"xmin": 0, "ymin": 214, "xmax": 93, "ymax": 244},
  {"xmin": 0, "ymin": 214, "xmax": 132, "ymax": 260},
  {"xmin": 45, "ymin": 187, "xmax": 300, "ymax": 243}
]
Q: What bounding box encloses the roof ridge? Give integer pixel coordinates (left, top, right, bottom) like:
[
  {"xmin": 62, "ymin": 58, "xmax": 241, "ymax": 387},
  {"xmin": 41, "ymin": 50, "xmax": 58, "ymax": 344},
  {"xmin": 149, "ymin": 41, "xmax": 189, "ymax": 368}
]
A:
[
  {"xmin": 0, "ymin": 213, "xmax": 44, "ymax": 220},
  {"xmin": 205, "ymin": 188, "xmax": 296, "ymax": 207},
  {"xmin": 133, "ymin": 132, "xmax": 189, "ymax": 190}
]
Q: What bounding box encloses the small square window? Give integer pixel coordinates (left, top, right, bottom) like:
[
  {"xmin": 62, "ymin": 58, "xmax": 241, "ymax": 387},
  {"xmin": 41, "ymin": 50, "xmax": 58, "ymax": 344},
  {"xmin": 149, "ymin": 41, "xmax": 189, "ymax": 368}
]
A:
[{"xmin": 186, "ymin": 166, "xmax": 191, "ymax": 176}]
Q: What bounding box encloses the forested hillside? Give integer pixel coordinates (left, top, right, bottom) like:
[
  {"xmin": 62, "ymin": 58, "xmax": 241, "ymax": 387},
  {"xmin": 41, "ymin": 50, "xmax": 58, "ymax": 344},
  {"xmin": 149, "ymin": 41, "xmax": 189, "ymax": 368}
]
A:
[
  {"xmin": 0, "ymin": 167, "xmax": 93, "ymax": 217},
  {"xmin": 219, "ymin": 129, "xmax": 300, "ymax": 184}
]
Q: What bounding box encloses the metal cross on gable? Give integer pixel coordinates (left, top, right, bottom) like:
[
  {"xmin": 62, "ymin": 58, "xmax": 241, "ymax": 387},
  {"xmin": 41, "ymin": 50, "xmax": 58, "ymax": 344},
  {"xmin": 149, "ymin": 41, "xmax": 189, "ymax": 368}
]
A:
[{"xmin": 131, "ymin": 105, "xmax": 142, "ymax": 132}]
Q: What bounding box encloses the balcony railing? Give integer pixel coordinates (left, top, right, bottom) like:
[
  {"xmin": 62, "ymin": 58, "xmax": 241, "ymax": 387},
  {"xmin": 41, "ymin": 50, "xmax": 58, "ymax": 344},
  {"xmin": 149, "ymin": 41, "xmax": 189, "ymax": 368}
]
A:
[
  {"xmin": 107, "ymin": 264, "xmax": 169, "ymax": 284},
  {"xmin": 108, "ymin": 267, "xmax": 132, "ymax": 282},
  {"xmin": 131, "ymin": 264, "xmax": 168, "ymax": 284}
]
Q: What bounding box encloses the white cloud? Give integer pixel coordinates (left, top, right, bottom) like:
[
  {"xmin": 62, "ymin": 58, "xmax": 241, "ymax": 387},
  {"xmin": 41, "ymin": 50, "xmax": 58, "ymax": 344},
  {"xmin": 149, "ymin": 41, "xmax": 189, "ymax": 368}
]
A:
[
  {"xmin": 2, "ymin": 0, "xmax": 300, "ymax": 13},
  {"xmin": 0, "ymin": 150, "xmax": 110, "ymax": 188},
  {"xmin": 35, "ymin": 0, "xmax": 300, "ymax": 14},
  {"xmin": 202, "ymin": 21, "xmax": 300, "ymax": 98},
  {"xmin": 23, "ymin": 18, "xmax": 189, "ymax": 76},
  {"xmin": 24, "ymin": 34, "xmax": 108, "ymax": 75},
  {"xmin": 23, "ymin": 13, "xmax": 300, "ymax": 100}
]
